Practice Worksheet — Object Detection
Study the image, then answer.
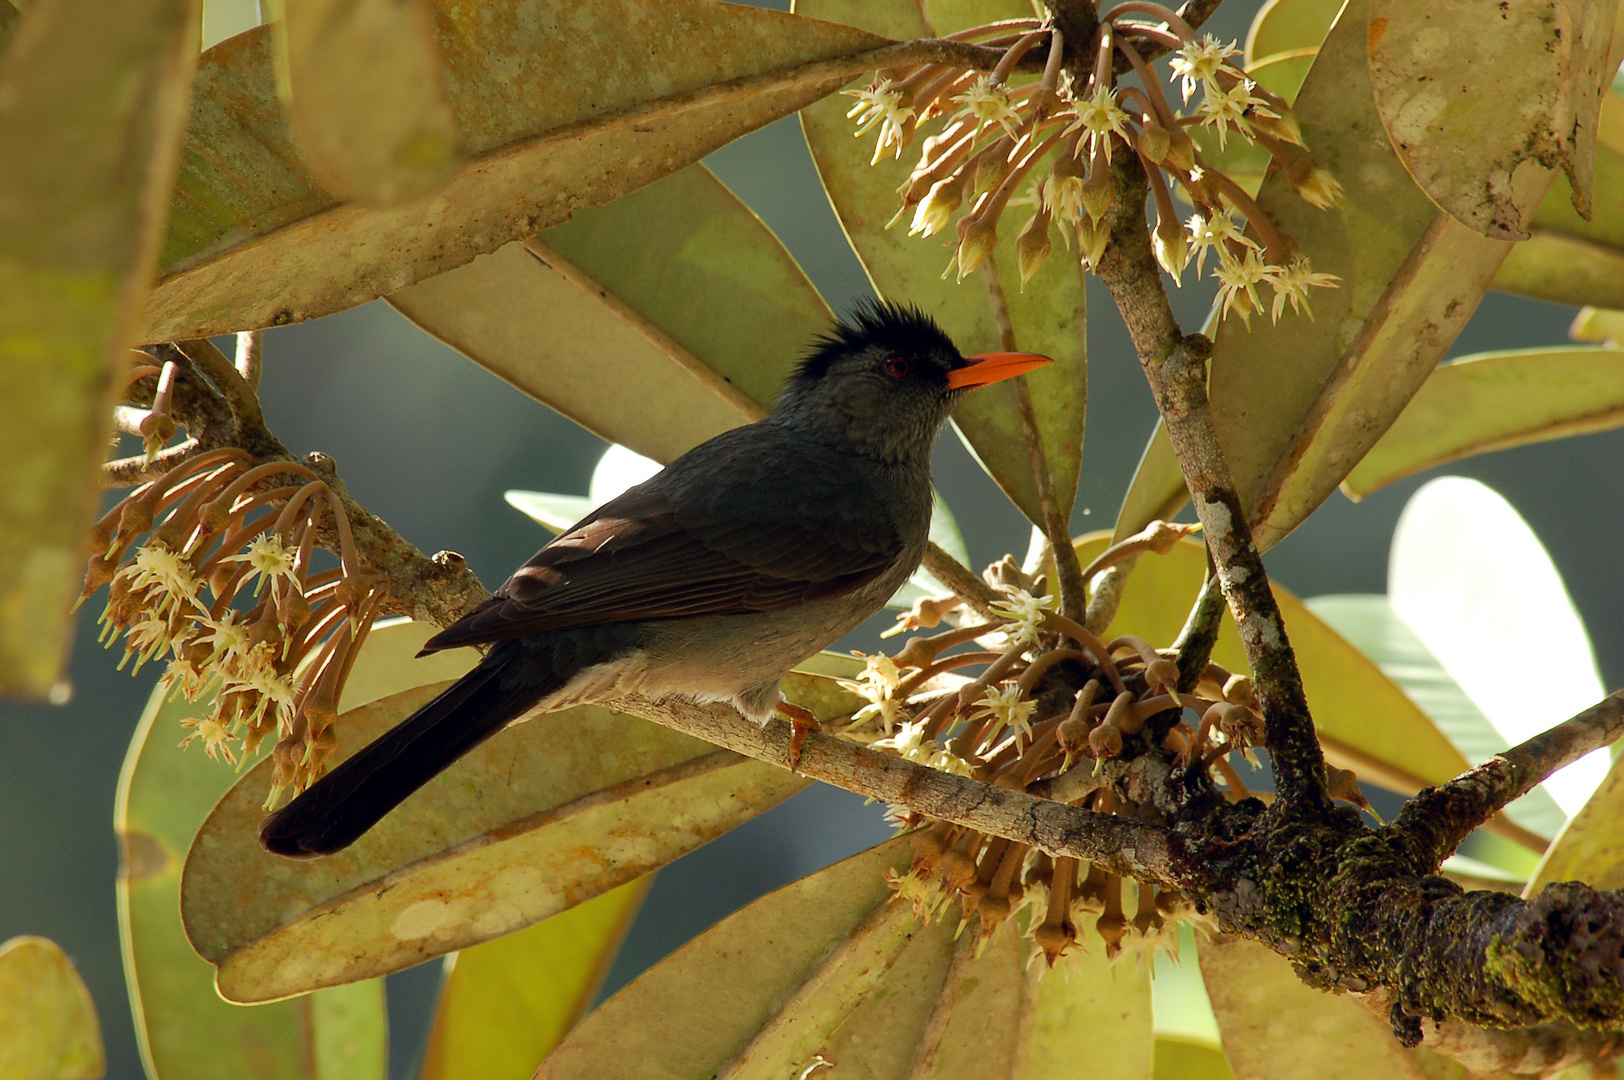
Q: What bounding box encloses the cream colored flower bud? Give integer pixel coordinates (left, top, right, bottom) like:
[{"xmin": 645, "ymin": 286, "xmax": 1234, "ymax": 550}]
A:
[
  {"xmin": 1077, "ymin": 216, "xmax": 1109, "ymax": 269},
  {"xmin": 1017, "ymin": 212, "xmax": 1053, "ymax": 284},
  {"xmin": 1082, "ymin": 172, "xmax": 1113, "ymax": 221},
  {"xmin": 955, "ymin": 215, "xmax": 998, "ymax": 280}
]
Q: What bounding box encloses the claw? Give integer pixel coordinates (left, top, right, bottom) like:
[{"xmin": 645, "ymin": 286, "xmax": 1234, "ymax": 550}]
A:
[{"xmin": 777, "ymin": 700, "xmax": 819, "ymax": 771}]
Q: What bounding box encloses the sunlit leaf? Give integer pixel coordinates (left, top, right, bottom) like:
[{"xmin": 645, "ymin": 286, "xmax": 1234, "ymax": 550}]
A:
[
  {"xmin": 1153, "ymin": 926, "xmax": 1222, "ymax": 1047},
  {"xmin": 1208, "ymin": 0, "xmax": 1532, "ymax": 553},
  {"xmin": 391, "ymin": 165, "xmax": 828, "ymax": 464},
  {"xmin": 0, "ymin": 0, "xmax": 199, "ymax": 696},
  {"xmin": 0, "ymin": 936, "xmax": 104, "ymax": 1080},
  {"xmin": 1112, "ymin": 422, "xmax": 1184, "ymax": 545},
  {"xmin": 1528, "ymin": 748, "xmax": 1624, "ymax": 896},
  {"xmin": 117, "ymin": 680, "xmax": 386, "ymax": 1079},
  {"xmin": 1571, "ymin": 306, "xmax": 1624, "ymax": 344},
  {"xmin": 539, "ymin": 833, "xmax": 1153, "ymax": 1080},
  {"xmin": 797, "ymin": 0, "xmax": 1090, "ymax": 531},
  {"xmin": 1243, "ymin": 0, "xmax": 1341, "ymax": 64},
  {"xmin": 1075, "ymin": 533, "xmax": 1474, "ymax": 800},
  {"xmin": 1343, "ymin": 348, "xmax": 1624, "ymax": 499},
  {"xmin": 1013, "ymin": 931, "xmax": 1154, "ymax": 1080},
  {"xmin": 1305, "ymin": 595, "xmax": 1565, "ymax": 841},
  {"xmin": 1245, "ymin": 49, "xmax": 1315, "ymax": 104},
  {"xmin": 1368, "ymin": 0, "xmax": 1617, "ymax": 239},
  {"xmin": 139, "ymin": 1, "xmax": 891, "ymax": 341},
  {"xmin": 419, "ymin": 879, "xmax": 650, "ymax": 1080},
  {"xmin": 271, "ymin": 0, "xmax": 461, "ymax": 203},
  {"xmin": 1198, "ymin": 934, "xmax": 1426, "ymax": 1080},
  {"xmin": 504, "ymin": 491, "xmax": 596, "ymax": 535},
  {"xmin": 1386, "ymin": 478, "xmax": 1608, "ymax": 817},
  {"xmin": 536, "ymin": 836, "xmax": 921, "ymax": 1079},
  {"xmin": 182, "ymin": 620, "xmax": 810, "ymax": 1002}
]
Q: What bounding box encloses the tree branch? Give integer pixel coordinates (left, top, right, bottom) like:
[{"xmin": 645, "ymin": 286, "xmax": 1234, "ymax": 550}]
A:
[
  {"xmin": 1392, "ymin": 691, "xmax": 1624, "ymax": 867},
  {"xmin": 921, "ymin": 542, "xmax": 1002, "ymax": 618},
  {"xmin": 606, "ymin": 691, "xmax": 1176, "ymax": 883},
  {"xmin": 1092, "ymin": 154, "xmax": 1328, "ymax": 809}
]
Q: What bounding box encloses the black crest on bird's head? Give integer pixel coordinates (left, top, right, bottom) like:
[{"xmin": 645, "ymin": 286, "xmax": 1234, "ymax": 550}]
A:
[{"xmin": 791, "ymin": 299, "xmax": 963, "ymax": 389}]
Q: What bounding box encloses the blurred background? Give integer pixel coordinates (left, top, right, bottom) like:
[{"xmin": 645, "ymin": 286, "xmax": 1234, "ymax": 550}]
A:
[{"xmin": 2, "ymin": 0, "xmax": 1616, "ymax": 1077}]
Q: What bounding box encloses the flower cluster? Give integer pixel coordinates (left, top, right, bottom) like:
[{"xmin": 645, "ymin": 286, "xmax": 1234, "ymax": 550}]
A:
[
  {"xmin": 846, "ymin": 8, "xmax": 1342, "ymax": 325},
  {"xmin": 834, "ymin": 525, "xmax": 1356, "ymax": 966},
  {"xmin": 83, "ymin": 447, "xmax": 384, "ymax": 807}
]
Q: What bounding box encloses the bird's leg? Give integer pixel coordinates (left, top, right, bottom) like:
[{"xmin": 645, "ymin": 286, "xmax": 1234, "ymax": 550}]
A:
[{"xmin": 777, "ymin": 700, "xmax": 820, "ymax": 771}]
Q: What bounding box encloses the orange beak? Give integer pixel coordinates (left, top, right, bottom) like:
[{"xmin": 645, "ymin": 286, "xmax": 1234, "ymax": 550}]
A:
[{"xmin": 946, "ymin": 352, "xmax": 1054, "ymax": 390}]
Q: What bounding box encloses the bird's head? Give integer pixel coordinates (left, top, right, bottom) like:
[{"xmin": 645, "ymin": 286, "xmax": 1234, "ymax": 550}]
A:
[{"xmin": 778, "ymin": 300, "xmax": 1052, "ymax": 462}]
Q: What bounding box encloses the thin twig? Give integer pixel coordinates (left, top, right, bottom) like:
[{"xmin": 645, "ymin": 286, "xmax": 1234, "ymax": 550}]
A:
[
  {"xmin": 921, "ymin": 542, "xmax": 1002, "ymax": 619},
  {"xmin": 1092, "ymin": 153, "xmax": 1328, "ymax": 810},
  {"xmin": 1392, "ymin": 691, "xmax": 1624, "ymax": 866}
]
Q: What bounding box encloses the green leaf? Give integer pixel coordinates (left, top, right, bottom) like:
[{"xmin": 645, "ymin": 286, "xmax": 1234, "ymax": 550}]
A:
[
  {"xmin": 1245, "ymin": 49, "xmax": 1316, "ymax": 104},
  {"xmin": 181, "ymin": 620, "xmax": 810, "ymax": 1002},
  {"xmin": 1243, "ymin": 0, "xmax": 1342, "ymax": 64},
  {"xmin": 270, "ymin": 0, "xmax": 461, "ymax": 204},
  {"xmin": 1074, "ymin": 533, "xmax": 1475, "ymax": 800},
  {"xmin": 1343, "ymin": 348, "xmax": 1624, "ymax": 500},
  {"xmin": 1383, "ymin": 477, "xmax": 1607, "ymax": 818},
  {"xmin": 1367, "ymin": 0, "xmax": 1617, "ymax": 239},
  {"xmin": 1571, "ymin": 306, "xmax": 1624, "ymax": 344},
  {"xmin": 1154, "ymin": 1036, "xmax": 1233, "ymax": 1080},
  {"xmin": 419, "ymin": 878, "xmax": 650, "ymax": 1080},
  {"xmin": 796, "ymin": 0, "xmax": 1089, "ymax": 531},
  {"xmin": 1305, "ymin": 595, "xmax": 1566, "ymax": 842},
  {"xmin": 539, "ymin": 835, "xmax": 1153, "ymax": 1080},
  {"xmin": 536, "ymin": 836, "xmax": 922, "ymax": 1079},
  {"xmin": 1491, "ymin": 230, "xmax": 1624, "ymax": 309},
  {"xmin": 1205, "ymin": 0, "xmax": 1538, "ymax": 553},
  {"xmin": 1493, "ymin": 130, "xmax": 1624, "ymax": 306},
  {"xmin": 391, "ymin": 165, "xmax": 829, "ymax": 464},
  {"xmin": 0, "ymin": 936, "xmax": 105, "ymax": 1080},
  {"xmin": 117, "ymin": 679, "xmax": 386, "ymax": 1080},
  {"xmin": 0, "ymin": 0, "xmax": 199, "ymax": 696},
  {"xmin": 139, "ymin": 1, "xmax": 890, "ymax": 341},
  {"xmin": 1198, "ymin": 935, "xmax": 1427, "ymax": 1080}
]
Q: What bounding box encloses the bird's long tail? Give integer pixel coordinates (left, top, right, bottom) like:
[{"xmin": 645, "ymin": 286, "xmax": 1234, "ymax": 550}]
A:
[{"xmin": 259, "ymin": 642, "xmax": 547, "ymax": 859}]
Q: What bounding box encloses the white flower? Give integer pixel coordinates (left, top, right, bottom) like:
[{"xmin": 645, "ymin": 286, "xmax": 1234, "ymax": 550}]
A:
[
  {"xmin": 160, "ymin": 657, "xmax": 215, "ymax": 702},
  {"xmin": 1268, "ymin": 255, "xmax": 1340, "ymax": 322},
  {"xmin": 120, "ymin": 541, "xmax": 201, "ymax": 615},
  {"xmin": 948, "ymin": 75, "xmax": 1022, "ymax": 140},
  {"xmin": 873, "ymin": 718, "xmax": 929, "ymax": 758},
  {"xmin": 989, "ymin": 587, "xmax": 1055, "ymax": 648},
  {"xmin": 974, "ymin": 683, "xmax": 1039, "ymax": 745},
  {"xmin": 1064, "ymin": 84, "xmax": 1131, "ymax": 164},
  {"xmin": 196, "ymin": 611, "xmax": 250, "ymax": 664},
  {"xmin": 1214, "ymin": 248, "xmax": 1276, "ymax": 326},
  {"xmin": 1289, "ymin": 161, "xmax": 1343, "ymax": 210},
  {"xmin": 1169, "ymin": 35, "xmax": 1239, "ymax": 102},
  {"xmin": 1196, "ymin": 77, "xmax": 1275, "ymax": 150},
  {"xmin": 1185, "ymin": 211, "xmax": 1257, "ymax": 278},
  {"xmin": 179, "ymin": 711, "xmax": 238, "ymax": 764},
  {"xmin": 840, "ymin": 653, "xmax": 906, "ymax": 733},
  {"xmin": 909, "ymin": 177, "xmax": 963, "ymax": 237},
  {"xmin": 224, "ymin": 533, "xmax": 298, "ymax": 596},
  {"xmin": 844, "ymin": 80, "xmax": 915, "ymax": 164}
]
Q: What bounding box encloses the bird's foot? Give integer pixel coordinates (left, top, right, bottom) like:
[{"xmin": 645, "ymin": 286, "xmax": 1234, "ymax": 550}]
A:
[{"xmin": 776, "ymin": 700, "xmax": 819, "ymax": 771}]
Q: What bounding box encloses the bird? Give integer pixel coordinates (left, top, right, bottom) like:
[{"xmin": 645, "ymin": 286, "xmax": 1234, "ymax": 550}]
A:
[{"xmin": 259, "ymin": 300, "xmax": 1051, "ymax": 858}]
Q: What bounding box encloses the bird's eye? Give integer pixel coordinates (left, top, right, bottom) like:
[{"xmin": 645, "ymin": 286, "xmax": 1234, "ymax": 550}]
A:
[{"xmin": 884, "ymin": 356, "xmax": 910, "ymax": 379}]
